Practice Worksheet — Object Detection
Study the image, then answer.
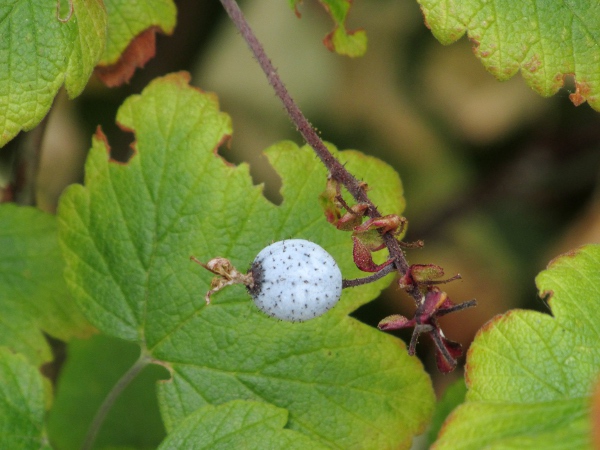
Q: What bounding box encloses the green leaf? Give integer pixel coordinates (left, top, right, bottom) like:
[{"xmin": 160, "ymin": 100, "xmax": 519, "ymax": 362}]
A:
[
  {"xmin": 58, "ymin": 71, "xmax": 433, "ymax": 448},
  {"xmin": 0, "ymin": 0, "xmax": 107, "ymax": 147},
  {"xmin": 426, "ymin": 379, "xmax": 467, "ymax": 445},
  {"xmin": 289, "ymin": 0, "xmax": 367, "ymax": 57},
  {"xmin": 47, "ymin": 334, "xmax": 167, "ymax": 449},
  {"xmin": 93, "ymin": 0, "xmax": 176, "ymax": 86},
  {"xmin": 433, "ymin": 244, "xmax": 600, "ymax": 449},
  {"xmin": 0, "ymin": 204, "xmax": 92, "ymax": 366},
  {"xmin": 0, "ymin": 348, "xmax": 51, "ymax": 449},
  {"xmin": 417, "ymin": 0, "xmax": 600, "ymax": 110},
  {"xmin": 99, "ymin": 0, "xmax": 176, "ymax": 66},
  {"xmin": 159, "ymin": 400, "xmax": 329, "ymax": 449}
]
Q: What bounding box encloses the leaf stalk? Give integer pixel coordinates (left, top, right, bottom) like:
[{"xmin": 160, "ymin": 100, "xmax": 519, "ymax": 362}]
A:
[{"xmin": 81, "ymin": 351, "xmax": 151, "ymax": 450}]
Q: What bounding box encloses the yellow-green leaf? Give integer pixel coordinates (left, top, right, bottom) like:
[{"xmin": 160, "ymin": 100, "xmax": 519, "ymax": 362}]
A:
[
  {"xmin": 434, "ymin": 244, "xmax": 600, "ymax": 449},
  {"xmin": 159, "ymin": 400, "xmax": 329, "ymax": 449},
  {"xmin": 0, "ymin": 0, "xmax": 106, "ymax": 147},
  {"xmin": 58, "ymin": 71, "xmax": 432, "ymax": 448},
  {"xmin": 418, "ymin": 0, "xmax": 600, "ymax": 110}
]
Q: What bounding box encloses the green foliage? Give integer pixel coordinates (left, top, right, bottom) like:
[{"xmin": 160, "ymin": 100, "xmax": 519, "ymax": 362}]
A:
[
  {"xmin": 159, "ymin": 400, "xmax": 329, "ymax": 449},
  {"xmin": 0, "ymin": 0, "xmax": 177, "ymax": 148},
  {"xmin": 0, "ymin": 348, "xmax": 51, "ymax": 449},
  {"xmin": 434, "ymin": 244, "xmax": 600, "ymax": 449},
  {"xmin": 57, "ymin": 72, "xmax": 433, "ymax": 448},
  {"xmin": 418, "ymin": 0, "xmax": 600, "ymax": 110},
  {"xmin": 2, "ymin": 1, "xmax": 600, "ymax": 448},
  {"xmin": 0, "ymin": 0, "xmax": 106, "ymax": 146},
  {"xmin": 0, "ymin": 204, "xmax": 92, "ymax": 366}
]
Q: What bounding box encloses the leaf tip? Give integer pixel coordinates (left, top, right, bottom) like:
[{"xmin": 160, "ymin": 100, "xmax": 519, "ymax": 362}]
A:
[
  {"xmin": 323, "ymin": 27, "xmax": 367, "ymax": 58},
  {"xmin": 159, "ymin": 70, "xmax": 193, "ymax": 86},
  {"xmin": 535, "ymin": 244, "xmax": 591, "ymax": 303}
]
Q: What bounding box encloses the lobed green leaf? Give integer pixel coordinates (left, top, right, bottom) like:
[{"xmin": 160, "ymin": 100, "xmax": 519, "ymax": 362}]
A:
[
  {"xmin": 159, "ymin": 400, "xmax": 329, "ymax": 449},
  {"xmin": 0, "ymin": 204, "xmax": 92, "ymax": 366},
  {"xmin": 99, "ymin": 0, "xmax": 176, "ymax": 66},
  {"xmin": 58, "ymin": 71, "xmax": 432, "ymax": 448},
  {"xmin": 433, "ymin": 244, "xmax": 600, "ymax": 449},
  {"xmin": 0, "ymin": 0, "xmax": 107, "ymax": 147},
  {"xmin": 418, "ymin": 0, "xmax": 600, "ymax": 110}
]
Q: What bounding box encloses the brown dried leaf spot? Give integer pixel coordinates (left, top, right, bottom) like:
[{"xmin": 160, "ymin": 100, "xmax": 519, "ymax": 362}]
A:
[
  {"xmin": 95, "ymin": 27, "xmax": 160, "ymax": 87},
  {"xmin": 569, "ymin": 80, "xmax": 591, "ymax": 107}
]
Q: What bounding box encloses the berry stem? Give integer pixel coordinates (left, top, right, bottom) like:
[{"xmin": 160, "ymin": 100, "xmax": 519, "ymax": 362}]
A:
[
  {"xmin": 436, "ymin": 299, "xmax": 477, "ymax": 317},
  {"xmin": 219, "ymin": 0, "xmax": 419, "ymax": 300},
  {"xmin": 342, "ymin": 263, "xmax": 396, "ymax": 288}
]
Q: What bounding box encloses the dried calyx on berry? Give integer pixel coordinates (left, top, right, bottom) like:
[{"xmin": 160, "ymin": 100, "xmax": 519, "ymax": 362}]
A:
[{"xmin": 191, "ymin": 239, "xmax": 342, "ymax": 322}]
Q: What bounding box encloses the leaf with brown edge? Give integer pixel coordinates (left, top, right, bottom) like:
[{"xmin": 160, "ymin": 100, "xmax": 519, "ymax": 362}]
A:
[
  {"xmin": 288, "ymin": 0, "xmax": 367, "ymax": 57},
  {"xmin": 433, "ymin": 244, "xmax": 600, "ymax": 449},
  {"xmin": 95, "ymin": 27, "xmax": 160, "ymax": 87},
  {"xmin": 418, "ymin": 0, "xmax": 600, "ymax": 110},
  {"xmin": 95, "ymin": 0, "xmax": 176, "ymax": 86}
]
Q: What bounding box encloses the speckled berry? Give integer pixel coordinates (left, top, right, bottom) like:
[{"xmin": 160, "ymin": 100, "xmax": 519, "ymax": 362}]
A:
[{"xmin": 248, "ymin": 239, "xmax": 343, "ymax": 322}]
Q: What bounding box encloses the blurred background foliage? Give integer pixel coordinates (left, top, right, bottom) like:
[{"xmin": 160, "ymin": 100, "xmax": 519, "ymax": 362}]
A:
[{"xmin": 15, "ymin": 0, "xmax": 600, "ymax": 392}]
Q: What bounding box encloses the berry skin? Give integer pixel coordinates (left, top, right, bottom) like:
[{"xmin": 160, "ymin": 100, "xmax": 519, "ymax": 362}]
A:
[{"xmin": 248, "ymin": 239, "xmax": 342, "ymax": 322}]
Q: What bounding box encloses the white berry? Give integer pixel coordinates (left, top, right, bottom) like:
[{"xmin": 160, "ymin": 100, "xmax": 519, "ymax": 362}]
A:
[{"xmin": 248, "ymin": 239, "xmax": 343, "ymax": 322}]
